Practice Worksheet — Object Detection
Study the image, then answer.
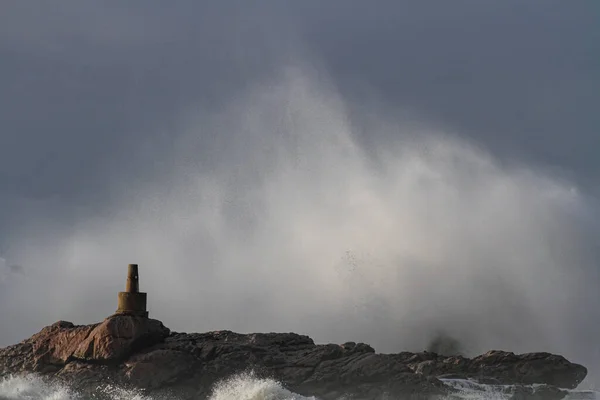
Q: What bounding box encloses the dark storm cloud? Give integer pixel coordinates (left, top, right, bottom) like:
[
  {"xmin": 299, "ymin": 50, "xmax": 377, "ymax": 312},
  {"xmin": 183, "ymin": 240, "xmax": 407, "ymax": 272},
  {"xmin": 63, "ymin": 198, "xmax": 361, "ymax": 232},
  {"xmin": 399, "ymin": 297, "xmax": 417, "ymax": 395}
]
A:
[
  {"xmin": 1, "ymin": 1, "xmax": 597, "ymax": 211},
  {"xmin": 0, "ymin": 1, "xmax": 287, "ymax": 202},
  {"xmin": 295, "ymin": 1, "xmax": 599, "ymax": 180},
  {"xmin": 0, "ymin": 1, "xmax": 596, "ymax": 215}
]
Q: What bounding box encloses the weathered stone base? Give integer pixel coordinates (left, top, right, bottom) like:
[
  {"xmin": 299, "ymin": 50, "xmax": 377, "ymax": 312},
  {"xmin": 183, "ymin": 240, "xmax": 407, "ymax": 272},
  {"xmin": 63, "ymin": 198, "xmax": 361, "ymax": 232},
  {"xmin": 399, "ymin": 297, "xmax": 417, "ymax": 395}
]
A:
[{"xmin": 115, "ymin": 292, "xmax": 148, "ymax": 317}]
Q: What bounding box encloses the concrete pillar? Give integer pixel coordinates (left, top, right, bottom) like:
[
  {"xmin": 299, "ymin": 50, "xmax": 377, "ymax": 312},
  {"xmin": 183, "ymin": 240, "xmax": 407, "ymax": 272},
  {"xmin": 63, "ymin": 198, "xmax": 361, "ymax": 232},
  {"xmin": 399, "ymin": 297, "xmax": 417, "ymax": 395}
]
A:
[
  {"xmin": 115, "ymin": 264, "xmax": 149, "ymax": 318},
  {"xmin": 125, "ymin": 264, "xmax": 139, "ymax": 293}
]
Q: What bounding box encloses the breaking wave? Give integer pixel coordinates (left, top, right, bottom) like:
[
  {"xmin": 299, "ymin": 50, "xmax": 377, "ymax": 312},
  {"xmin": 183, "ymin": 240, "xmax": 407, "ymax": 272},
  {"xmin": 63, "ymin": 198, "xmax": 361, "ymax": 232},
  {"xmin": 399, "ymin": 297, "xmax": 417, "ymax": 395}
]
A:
[
  {"xmin": 0, "ymin": 375, "xmax": 151, "ymax": 400},
  {"xmin": 209, "ymin": 373, "xmax": 315, "ymax": 400},
  {"xmin": 2, "ymin": 374, "xmax": 600, "ymax": 400},
  {"xmin": 0, "ymin": 374, "xmax": 314, "ymax": 400},
  {"xmin": 0, "ymin": 375, "xmax": 73, "ymax": 400},
  {"xmin": 441, "ymin": 379, "xmax": 600, "ymax": 400}
]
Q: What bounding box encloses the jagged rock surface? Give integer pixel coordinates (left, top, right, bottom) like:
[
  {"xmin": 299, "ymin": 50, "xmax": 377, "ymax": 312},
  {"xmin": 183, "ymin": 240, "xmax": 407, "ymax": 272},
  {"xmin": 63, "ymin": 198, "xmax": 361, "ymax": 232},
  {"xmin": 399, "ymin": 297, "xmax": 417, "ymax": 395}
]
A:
[
  {"xmin": 403, "ymin": 349, "xmax": 586, "ymax": 389},
  {"xmin": 0, "ymin": 316, "xmax": 588, "ymax": 400}
]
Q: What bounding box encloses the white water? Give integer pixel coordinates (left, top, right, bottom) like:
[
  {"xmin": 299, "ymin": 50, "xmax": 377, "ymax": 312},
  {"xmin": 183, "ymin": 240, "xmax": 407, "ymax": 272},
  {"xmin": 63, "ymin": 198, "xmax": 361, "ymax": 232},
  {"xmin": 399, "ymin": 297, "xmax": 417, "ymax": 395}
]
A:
[
  {"xmin": 1, "ymin": 374, "xmax": 599, "ymax": 400},
  {"xmin": 0, "ymin": 375, "xmax": 73, "ymax": 400},
  {"xmin": 441, "ymin": 379, "xmax": 600, "ymax": 400},
  {"xmin": 0, "ymin": 374, "xmax": 313, "ymax": 400},
  {"xmin": 209, "ymin": 373, "xmax": 315, "ymax": 400}
]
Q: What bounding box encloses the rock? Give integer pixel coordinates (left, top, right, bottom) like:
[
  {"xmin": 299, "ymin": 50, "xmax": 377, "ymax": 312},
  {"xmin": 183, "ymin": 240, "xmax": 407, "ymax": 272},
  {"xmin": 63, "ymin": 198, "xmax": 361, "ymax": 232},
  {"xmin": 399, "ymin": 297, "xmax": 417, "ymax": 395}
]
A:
[
  {"xmin": 510, "ymin": 384, "xmax": 567, "ymax": 400},
  {"xmin": 0, "ymin": 318, "xmax": 587, "ymax": 400},
  {"xmin": 470, "ymin": 350, "xmax": 587, "ymax": 389},
  {"xmin": 0, "ymin": 315, "xmax": 169, "ymax": 374},
  {"xmin": 124, "ymin": 349, "xmax": 200, "ymax": 389},
  {"xmin": 71, "ymin": 315, "xmax": 170, "ymax": 362},
  {"xmin": 403, "ymin": 350, "xmax": 587, "ymax": 390}
]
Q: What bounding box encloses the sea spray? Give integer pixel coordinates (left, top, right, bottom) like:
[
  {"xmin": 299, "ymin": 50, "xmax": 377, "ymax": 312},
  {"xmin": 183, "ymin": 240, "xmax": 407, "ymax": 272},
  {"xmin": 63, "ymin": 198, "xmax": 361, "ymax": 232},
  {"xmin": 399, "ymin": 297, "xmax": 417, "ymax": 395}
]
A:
[
  {"xmin": 93, "ymin": 384, "xmax": 150, "ymax": 400},
  {"xmin": 440, "ymin": 379, "xmax": 600, "ymax": 400},
  {"xmin": 0, "ymin": 375, "xmax": 74, "ymax": 400},
  {"xmin": 208, "ymin": 372, "xmax": 315, "ymax": 400},
  {"xmin": 2, "ymin": 374, "xmax": 600, "ymax": 400},
  {"xmin": 0, "ymin": 376, "xmax": 152, "ymax": 400},
  {"xmin": 0, "ymin": 374, "xmax": 316, "ymax": 400}
]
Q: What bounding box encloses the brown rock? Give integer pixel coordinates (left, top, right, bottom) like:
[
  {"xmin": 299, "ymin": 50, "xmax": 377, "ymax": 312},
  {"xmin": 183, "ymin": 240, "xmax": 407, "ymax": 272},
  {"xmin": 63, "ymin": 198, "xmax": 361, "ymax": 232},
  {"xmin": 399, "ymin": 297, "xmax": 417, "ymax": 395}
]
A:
[
  {"xmin": 0, "ymin": 320, "xmax": 588, "ymax": 400},
  {"xmin": 29, "ymin": 321, "xmax": 98, "ymax": 367},
  {"xmin": 0, "ymin": 315, "xmax": 169, "ymax": 376},
  {"xmin": 124, "ymin": 349, "xmax": 200, "ymax": 388},
  {"xmin": 72, "ymin": 315, "xmax": 170, "ymax": 362}
]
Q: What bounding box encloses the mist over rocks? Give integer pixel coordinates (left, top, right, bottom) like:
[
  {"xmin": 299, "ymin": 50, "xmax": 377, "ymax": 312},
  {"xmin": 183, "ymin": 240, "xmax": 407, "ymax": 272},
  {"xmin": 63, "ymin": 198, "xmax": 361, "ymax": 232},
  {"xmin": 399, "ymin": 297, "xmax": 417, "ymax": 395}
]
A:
[
  {"xmin": 0, "ymin": 315, "xmax": 587, "ymax": 400},
  {"xmin": 426, "ymin": 332, "xmax": 464, "ymax": 357},
  {"xmin": 2, "ymin": 63, "xmax": 599, "ymax": 387}
]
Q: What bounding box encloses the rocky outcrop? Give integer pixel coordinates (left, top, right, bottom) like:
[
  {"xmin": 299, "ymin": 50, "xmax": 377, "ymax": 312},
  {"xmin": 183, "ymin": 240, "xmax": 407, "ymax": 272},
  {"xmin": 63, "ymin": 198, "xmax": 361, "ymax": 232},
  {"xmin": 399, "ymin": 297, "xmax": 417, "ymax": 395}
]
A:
[
  {"xmin": 403, "ymin": 349, "xmax": 587, "ymax": 389},
  {"xmin": 0, "ymin": 316, "xmax": 587, "ymax": 400},
  {"xmin": 0, "ymin": 316, "xmax": 169, "ymax": 374}
]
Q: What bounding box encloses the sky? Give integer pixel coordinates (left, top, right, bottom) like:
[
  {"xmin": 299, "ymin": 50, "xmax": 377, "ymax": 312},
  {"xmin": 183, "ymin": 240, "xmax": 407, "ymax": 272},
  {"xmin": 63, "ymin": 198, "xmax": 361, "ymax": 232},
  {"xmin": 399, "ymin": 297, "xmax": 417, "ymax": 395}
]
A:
[{"xmin": 1, "ymin": 0, "xmax": 600, "ymax": 386}]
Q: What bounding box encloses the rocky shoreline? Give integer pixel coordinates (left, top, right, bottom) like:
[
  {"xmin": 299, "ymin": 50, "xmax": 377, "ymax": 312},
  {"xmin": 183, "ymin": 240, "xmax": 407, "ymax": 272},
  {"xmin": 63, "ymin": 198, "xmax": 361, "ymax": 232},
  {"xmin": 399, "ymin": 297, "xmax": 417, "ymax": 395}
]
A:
[{"xmin": 0, "ymin": 315, "xmax": 588, "ymax": 400}]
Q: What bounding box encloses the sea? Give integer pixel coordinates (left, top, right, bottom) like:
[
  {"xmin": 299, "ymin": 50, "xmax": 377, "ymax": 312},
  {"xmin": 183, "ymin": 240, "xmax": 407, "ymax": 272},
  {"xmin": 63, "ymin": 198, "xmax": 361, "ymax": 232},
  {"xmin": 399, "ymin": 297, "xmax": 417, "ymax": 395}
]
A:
[{"xmin": 1, "ymin": 373, "xmax": 599, "ymax": 400}]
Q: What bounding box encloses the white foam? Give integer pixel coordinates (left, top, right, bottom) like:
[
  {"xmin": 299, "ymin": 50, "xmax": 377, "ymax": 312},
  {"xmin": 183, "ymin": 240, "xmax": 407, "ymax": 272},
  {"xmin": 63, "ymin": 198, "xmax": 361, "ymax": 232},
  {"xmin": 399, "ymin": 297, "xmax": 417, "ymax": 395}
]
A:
[
  {"xmin": 208, "ymin": 373, "xmax": 316, "ymax": 400},
  {"xmin": 441, "ymin": 379, "xmax": 510, "ymax": 400},
  {"xmin": 441, "ymin": 378, "xmax": 600, "ymax": 400},
  {"xmin": 0, "ymin": 375, "xmax": 75, "ymax": 400},
  {"xmin": 3, "ymin": 373, "xmax": 599, "ymax": 400},
  {"xmin": 95, "ymin": 384, "xmax": 151, "ymax": 400},
  {"xmin": 0, "ymin": 374, "xmax": 315, "ymax": 400},
  {"xmin": 0, "ymin": 375, "xmax": 152, "ymax": 400}
]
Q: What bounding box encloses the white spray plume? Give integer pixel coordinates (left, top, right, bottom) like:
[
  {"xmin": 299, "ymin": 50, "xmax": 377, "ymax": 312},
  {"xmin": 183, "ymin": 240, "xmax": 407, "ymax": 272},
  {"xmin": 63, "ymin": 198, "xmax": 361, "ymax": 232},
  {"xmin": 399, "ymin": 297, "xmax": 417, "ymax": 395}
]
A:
[{"xmin": 2, "ymin": 65, "xmax": 600, "ymax": 384}]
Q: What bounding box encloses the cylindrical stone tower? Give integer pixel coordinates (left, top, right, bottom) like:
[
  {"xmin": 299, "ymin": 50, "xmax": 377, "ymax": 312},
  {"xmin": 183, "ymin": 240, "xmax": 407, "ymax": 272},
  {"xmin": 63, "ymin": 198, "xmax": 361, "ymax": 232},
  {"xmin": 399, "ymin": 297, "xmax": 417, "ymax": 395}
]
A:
[{"xmin": 115, "ymin": 264, "xmax": 149, "ymax": 317}]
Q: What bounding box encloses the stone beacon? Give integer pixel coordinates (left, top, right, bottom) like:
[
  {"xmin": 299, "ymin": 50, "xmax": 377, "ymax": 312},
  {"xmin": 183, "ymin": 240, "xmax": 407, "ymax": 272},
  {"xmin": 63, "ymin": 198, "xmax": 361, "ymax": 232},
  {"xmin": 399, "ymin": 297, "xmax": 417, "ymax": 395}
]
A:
[{"xmin": 115, "ymin": 264, "xmax": 149, "ymax": 317}]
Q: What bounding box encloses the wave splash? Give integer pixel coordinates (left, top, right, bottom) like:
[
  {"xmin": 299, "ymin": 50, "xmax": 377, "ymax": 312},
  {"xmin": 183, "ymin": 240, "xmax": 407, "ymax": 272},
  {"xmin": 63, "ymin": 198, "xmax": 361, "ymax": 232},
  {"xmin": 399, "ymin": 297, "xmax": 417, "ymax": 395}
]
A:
[
  {"xmin": 208, "ymin": 373, "xmax": 315, "ymax": 400},
  {"xmin": 441, "ymin": 379, "xmax": 600, "ymax": 400},
  {"xmin": 0, "ymin": 375, "xmax": 74, "ymax": 400},
  {"xmin": 0, "ymin": 375, "xmax": 151, "ymax": 400},
  {"xmin": 0, "ymin": 374, "xmax": 315, "ymax": 400},
  {"xmin": 1, "ymin": 374, "xmax": 599, "ymax": 400}
]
